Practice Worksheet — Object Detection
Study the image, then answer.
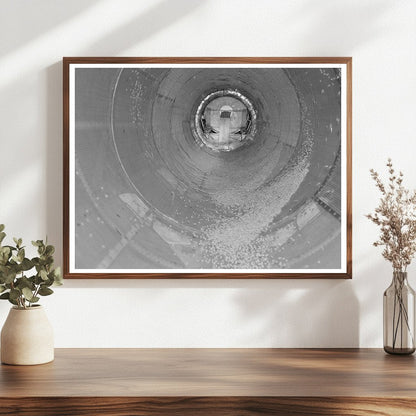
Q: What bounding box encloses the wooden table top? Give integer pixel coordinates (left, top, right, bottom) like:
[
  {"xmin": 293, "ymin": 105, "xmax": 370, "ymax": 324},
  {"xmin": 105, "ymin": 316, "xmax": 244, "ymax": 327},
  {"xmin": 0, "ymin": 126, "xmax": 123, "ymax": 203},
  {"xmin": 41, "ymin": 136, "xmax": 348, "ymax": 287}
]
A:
[{"xmin": 1, "ymin": 348, "xmax": 415, "ymax": 398}]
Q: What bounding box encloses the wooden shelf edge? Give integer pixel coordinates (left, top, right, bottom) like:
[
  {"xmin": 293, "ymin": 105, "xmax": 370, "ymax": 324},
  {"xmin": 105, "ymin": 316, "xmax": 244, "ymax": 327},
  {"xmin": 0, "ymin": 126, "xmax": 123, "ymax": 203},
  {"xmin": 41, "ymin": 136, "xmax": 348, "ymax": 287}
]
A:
[{"xmin": 1, "ymin": 396, "xmax": 415, "ymax": 416}]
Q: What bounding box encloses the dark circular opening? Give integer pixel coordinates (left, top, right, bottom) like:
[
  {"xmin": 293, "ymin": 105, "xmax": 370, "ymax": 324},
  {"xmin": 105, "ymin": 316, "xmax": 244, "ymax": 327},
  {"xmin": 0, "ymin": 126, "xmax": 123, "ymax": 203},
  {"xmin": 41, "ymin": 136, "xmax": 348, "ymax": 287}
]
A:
[{"xmin": 192, "ymin": 89, "xmax": 257, "ymax": 152}]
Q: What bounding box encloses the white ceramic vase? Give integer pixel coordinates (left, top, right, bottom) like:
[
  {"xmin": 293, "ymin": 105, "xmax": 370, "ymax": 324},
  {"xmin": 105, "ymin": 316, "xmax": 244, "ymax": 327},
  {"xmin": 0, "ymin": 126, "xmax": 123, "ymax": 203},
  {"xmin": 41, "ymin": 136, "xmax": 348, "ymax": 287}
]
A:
[{"xmin": 1, "ymin": 305, "xmax": 54, "ymax": 365}]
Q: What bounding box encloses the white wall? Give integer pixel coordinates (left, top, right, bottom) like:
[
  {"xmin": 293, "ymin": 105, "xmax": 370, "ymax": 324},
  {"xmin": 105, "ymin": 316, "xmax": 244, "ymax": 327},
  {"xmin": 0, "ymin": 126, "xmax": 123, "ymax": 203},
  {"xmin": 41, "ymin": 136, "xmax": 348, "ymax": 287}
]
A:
[{"xmin": 1, "ymin": 0, "xmax": 415, "ymax": 347}]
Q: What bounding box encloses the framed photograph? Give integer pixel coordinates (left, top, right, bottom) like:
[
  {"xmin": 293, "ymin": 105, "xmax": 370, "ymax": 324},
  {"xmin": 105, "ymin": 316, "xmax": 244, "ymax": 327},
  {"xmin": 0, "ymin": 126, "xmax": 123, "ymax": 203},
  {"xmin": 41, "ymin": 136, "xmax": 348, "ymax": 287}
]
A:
[{"xmin": 63, "ymin": 57, "xmax": 352, "ymax": 279}]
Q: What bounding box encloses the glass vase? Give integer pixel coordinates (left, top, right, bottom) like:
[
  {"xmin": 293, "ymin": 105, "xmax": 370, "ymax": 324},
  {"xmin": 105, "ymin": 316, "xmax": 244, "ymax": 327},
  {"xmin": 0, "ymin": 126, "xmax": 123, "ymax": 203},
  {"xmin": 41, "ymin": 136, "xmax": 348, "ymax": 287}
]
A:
[{"xmin": 383, "ymin": 271, "xmax": 415, "ymax": 355}]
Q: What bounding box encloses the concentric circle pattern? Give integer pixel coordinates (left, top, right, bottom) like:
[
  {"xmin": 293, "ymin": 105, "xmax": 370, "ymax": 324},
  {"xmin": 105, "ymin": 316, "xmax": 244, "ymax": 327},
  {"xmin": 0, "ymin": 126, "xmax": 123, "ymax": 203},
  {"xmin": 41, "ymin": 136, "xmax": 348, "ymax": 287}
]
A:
[{"xmin": 74, "ymin": 66, "xmax": 342, "ymax": 270}]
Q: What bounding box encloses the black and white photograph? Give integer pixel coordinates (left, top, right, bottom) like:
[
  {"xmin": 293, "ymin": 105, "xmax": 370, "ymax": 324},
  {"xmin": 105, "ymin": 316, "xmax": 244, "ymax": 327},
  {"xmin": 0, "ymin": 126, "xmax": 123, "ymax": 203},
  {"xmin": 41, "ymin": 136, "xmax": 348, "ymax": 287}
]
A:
[{"xmin": 64, "ymin": 58, "xmax": 351, "ymax": 278}]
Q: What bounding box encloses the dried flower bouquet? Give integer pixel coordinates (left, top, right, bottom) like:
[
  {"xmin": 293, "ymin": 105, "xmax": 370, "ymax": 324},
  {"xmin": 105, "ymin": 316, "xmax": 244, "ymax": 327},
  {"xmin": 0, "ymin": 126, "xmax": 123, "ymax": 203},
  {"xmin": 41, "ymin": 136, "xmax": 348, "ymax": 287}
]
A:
[
  {"xmin": 367, "ymin": 159, "xmax": 416, "ymax": 353},
  {"xmin": 367, "ymin": 159, "xmax": 416, "ymax": 271}
]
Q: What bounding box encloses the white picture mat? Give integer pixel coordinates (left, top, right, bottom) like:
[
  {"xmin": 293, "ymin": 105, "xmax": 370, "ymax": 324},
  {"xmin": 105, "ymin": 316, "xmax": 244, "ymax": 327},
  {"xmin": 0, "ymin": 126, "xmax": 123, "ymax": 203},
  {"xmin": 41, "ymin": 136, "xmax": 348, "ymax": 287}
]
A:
[{"xmin": 68, "ymin": 62, "xmax": 348, "ymax": 274}]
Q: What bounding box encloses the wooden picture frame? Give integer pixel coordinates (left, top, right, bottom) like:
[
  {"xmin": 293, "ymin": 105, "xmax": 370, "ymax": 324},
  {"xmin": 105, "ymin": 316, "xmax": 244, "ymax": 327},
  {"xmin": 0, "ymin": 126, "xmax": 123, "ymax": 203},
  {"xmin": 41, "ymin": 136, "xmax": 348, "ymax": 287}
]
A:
[{"xmin": 63, "ymin": 57, "xmax": 352, "ymax": 279}]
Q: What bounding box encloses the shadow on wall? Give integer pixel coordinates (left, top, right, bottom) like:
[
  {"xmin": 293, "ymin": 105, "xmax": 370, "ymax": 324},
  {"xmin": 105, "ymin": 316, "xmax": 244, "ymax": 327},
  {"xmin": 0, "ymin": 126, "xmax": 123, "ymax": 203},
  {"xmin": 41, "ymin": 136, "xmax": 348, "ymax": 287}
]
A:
[
  {"xmin": 84, "ymin": 0, "xmax": 205, "ymax": 55},
  {"xmin": 0, "ymin": 0, "xmax": 101, "ymax": 56},
  {"xmin": 45, "ymin": 0, "xmax": 204, "ymax": 264},
  {"xmin": 44, "ymin": 0, "xmax": 396, "ymax": 272},
  {"xmin": 46, "ymin": 62, "xmax": 63, "ymax": 264},
  {"xmin": 58, "ymin": 277, "xmax": 359, "ymax": 348},
  {"xmin": 37, "ymin": 0, "xmax": 392, "ymax": 348},
  {"xmin": 233, "ymin": 280, "xmax": 359, "ymax": 347},
  {"xmin": 0, "ymin": 302, "xmax": 10, "ymax": 330},
  {"xmin": 290, "ymin": 0, "xmax": 393, "ymax": 53},
  {"xmin": 355, "ymin": 248, "xmax": 395, "ymax": 348}
]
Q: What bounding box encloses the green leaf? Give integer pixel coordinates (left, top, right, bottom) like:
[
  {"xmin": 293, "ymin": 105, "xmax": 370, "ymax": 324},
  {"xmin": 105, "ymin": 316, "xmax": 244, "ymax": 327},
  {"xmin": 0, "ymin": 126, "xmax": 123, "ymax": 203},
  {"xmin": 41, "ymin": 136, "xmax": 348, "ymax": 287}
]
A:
[
  {"xmin": 0, "ymin": 224, "xmax": 4, "ymax": 232},
  {"xmin": 0, "ymin": 232, "xmax": 5, "ymax": 244},
  {"xmin": 21, "ymin": 287, "xmax": 40, "ymax": 303},
  {"xmin": 42, "ymin": 275, "xmax": 54, "ymax": 287},
  {"xmin": 0, "ymin": 285, "xmax": 6, "ymax": 293},
  {"xmin": 20, "ymin": 258, "xmax": 34, "ymax": 271},
  {"xmin": 9, "ymin": 288, "xmax": 21, "ymax": 301},
  {"xmin": 8, "ymin": 297, "xmax": 18, "ymax": 306},
  {"xmin": 13, "ymin": 237, "xmax": 23, "ymax": 248},
  {"xmin": 17, "ymin": 248, "xmax": 25, "ymax": 263},
  {"xmin": 52, "ymin": 267, "xmax": 63, "ymax": 285},
  {"xmin": 34, "ymin": 274, "xmax": 43, "ymax": 285},
  {"xmin": 17, "ymin": 276, "xmax": 35, "ymax": 290},
  {"xmin": 22, "ymin": 287, "xmax": 34, "ymax": 301},
  {"xmin": 0, "ymin": 246, "xmax": 10, "ymax": 265},
  {"xmin": 0, "ymin": 246, "xmax": 10, "ymax": 255},
  {"xmin": 45, "ymin": 245, "xmax": 55, "ymax": 256},
  {"xmin": 2, "ymin": 272, "xmax": 17, "ymax": 284},
  {"xmin": 38, "ymin": 287, "xmax": 53, "ymax": 296},
  {"xmin": 0, "ymin": 287, "xmax": 8, "ymax": 296},
  {"xmin": 42, "ymin": 256, "xmax": 54, "ymax": 266},
  {"xmin": 0, "ymin": 292, "xmax": 16, "ymax": 306},
  {"xmin": 39, "ymin": 269, "xmax": 48, "ymax": 281}
]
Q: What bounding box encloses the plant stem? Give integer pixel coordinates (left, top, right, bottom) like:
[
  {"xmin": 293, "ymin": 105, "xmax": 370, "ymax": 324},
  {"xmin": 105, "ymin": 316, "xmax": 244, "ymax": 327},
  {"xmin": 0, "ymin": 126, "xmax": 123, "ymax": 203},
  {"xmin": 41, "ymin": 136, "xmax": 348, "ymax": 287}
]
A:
[
  {"xmin": 391, "ymin": 274, "xmax": 415, "ymax": 350},
  {"xmin": 392, "ymin": 286, "xmax": 397, "ymax": 347}
]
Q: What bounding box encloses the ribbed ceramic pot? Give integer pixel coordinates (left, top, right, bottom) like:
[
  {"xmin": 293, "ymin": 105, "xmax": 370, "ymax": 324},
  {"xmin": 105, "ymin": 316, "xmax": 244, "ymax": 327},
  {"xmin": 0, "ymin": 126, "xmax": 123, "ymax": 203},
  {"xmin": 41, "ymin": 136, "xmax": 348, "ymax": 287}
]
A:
[{"xmin": 1, "ymin": 305, "xmax": 54, "ymax": 365}]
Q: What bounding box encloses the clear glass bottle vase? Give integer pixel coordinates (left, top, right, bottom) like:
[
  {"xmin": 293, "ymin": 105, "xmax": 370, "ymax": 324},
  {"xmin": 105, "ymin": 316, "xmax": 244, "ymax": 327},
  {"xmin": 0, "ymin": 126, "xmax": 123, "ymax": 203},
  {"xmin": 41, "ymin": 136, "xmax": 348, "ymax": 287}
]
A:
[{"xmin": 383, "ymin": 271, "xmax": 415, "ymax": 355}]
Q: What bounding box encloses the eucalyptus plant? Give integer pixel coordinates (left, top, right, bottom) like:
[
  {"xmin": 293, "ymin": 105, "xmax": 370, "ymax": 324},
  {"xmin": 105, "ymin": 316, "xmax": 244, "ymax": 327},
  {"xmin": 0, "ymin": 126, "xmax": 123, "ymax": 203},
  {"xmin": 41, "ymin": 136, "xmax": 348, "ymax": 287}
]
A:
[{"xmin": 0, "ymin": 224, "xmax": 62, "ymax": 309}]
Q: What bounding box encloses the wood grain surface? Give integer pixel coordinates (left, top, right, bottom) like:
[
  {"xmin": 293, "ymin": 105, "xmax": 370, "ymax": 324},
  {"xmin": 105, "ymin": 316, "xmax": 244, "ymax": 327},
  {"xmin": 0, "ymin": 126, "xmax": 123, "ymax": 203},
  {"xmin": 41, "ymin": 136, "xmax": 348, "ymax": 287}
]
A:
[
  {"xmin": 1, "ymin": 348, "xmax": 415, "ymax": 415},
  {"xmin": 1, "ymin": 397, "xmax": 416, "ymax": 416}
]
